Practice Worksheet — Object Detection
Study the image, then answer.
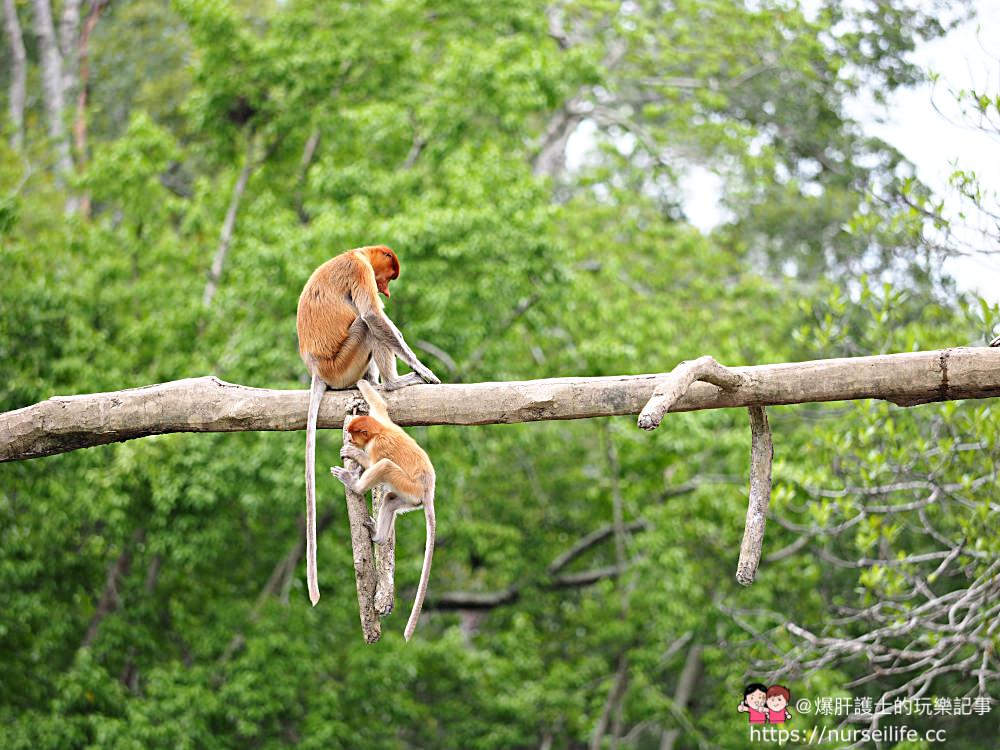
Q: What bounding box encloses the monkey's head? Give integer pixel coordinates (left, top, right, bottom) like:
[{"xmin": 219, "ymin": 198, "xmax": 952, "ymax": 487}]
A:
[
  {"xmin": 364, "ymin": 245, "xmax": 400, "ymax": 298},
  {"xmin": 345, "ymin": 415, "xmax": 380, "ymax": 448}
]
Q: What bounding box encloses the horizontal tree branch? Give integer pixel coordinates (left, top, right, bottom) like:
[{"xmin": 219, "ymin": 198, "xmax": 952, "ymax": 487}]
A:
[{"xmin": 3, "ymin": 347, "xmax": 999, "ymax": 462}]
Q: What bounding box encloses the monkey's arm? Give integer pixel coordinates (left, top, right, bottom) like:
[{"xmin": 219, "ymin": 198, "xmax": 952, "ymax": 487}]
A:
[
  {"xmin": 340, "ymin": 443, "xmax": 371, "ymax": 468},
  {"xmin": 332, "ymin": 458, "xmax": 424, "ymax": 498}
]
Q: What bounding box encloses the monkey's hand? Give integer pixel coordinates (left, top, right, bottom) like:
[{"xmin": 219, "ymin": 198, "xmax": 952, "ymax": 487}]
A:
[
  {"xmin": 330, "ymin": 466, "xmax": 362, "ymax": 494},
  {"xmin": 340, "ymin": 444, "xmax": 370, "ymax": 468}
]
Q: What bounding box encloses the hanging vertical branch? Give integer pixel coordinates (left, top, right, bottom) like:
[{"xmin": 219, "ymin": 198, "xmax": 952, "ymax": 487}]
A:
[
  {"xmin": 372, "ymin": 483, "xmax": 396, "ymax": 617},
  {"xmin": 636, "ymin": 356, "xmax": 775, "ymax": 583},
  {"xmin": 736, "ymin": 406, "xmax": 773, "ymax": 585},
  {"xmin": 341, "ymin": 409, "xmax": 381, "ymax": 643}
]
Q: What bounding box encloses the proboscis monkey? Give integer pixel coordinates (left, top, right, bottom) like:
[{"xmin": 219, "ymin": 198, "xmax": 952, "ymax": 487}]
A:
[
  {"xmin": 297, "ymin": 245, "xmax": 439, "ymax": 606},
  {"xmin": 331, "ymin": 380, "xmax": 436, "ymax": 641}
]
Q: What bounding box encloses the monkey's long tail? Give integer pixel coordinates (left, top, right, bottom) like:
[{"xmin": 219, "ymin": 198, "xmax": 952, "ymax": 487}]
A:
[
  {"xmin": 305, "ymin": 372, "xmax": 326, "ymax": 606},
  {"xmin": 404, "ymin": 485, "xmax": 436, "ymax": 641}
]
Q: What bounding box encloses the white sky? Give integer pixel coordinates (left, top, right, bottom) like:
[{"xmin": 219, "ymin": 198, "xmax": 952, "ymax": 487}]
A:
[
  {"xmin": 682, "ymin": 4, "xmax": 1000, "ymax": 304},
  {"xmin": 859, "ymin": 3, "xmax": 1000, "ymax": 303}
]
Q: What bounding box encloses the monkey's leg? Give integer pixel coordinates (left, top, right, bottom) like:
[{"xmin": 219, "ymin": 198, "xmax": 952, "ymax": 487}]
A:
[
  {"xmin": 362, "ymin": 312, "xmax": 440, "ymax": 385},
  {"xmin": 315, "ymin": 317, "xmax": 373, "ymax": 388},
  {"xmin": 372, "ymin": 342, "xmax": 424, "ymax": 391},
  {"xmin": 354, "ymin": 459, "xmax": 425, "ymax": 498},
  {"xmin": 372, "ymin": 492, "xmax": 414, "ymax": 544}
]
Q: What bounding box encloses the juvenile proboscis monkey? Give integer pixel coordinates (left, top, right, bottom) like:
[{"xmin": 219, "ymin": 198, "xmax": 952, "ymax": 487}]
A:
[
  {"xmin": 331, "ymin": 380, "xmax": 436, "ymax": 641},
  {"xmin": 297, "ymin": 245, "xmax": 439, "ymax": 606}
]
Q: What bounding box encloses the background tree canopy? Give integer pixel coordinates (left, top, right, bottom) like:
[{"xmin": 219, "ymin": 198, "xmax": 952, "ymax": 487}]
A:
[{"xmin": 1, "ymin": 0, "xmax": 998, "ymax": 748}]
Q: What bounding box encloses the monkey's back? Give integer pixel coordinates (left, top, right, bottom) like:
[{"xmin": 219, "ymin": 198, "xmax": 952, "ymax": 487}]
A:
[
  {"xmin": 297, "ymin": 252, "xmax": 373, "ymax": 387},
  {"xmin": 371, "ymin": 424, "xmax": 435, "ymax": 486}
]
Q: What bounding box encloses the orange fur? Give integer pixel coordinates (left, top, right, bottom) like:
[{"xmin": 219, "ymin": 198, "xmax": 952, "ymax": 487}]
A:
[
  {"xmin": 346, "ymin": 416, "xmax": 432, "ymax": 498},
  {"xmin": 297, "ymin": 245, "xmax": 402, "ymax": 607},
  {"xmin": 337, "ymin": 381, "xmax": 436, "ymax": 640},
  {"xmin": 296, "ymin": 246, "xmax": 399, "ymax": 388}
]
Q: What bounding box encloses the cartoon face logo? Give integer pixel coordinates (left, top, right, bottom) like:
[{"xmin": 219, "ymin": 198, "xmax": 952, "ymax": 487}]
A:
[
  {"xmin": 766, "ymin": 685, "xmax": 792, "ymax": 724},
  {"xmin": 746, "ymin": 687, "xmax": 767, "ymax": 712},
  {"xmin": 738, "ymin": 682, "xmax": 793, "ymax": 724},
  {"xmin": 738, "ymin": 683, "xmax": 769, "ymax": 723}
]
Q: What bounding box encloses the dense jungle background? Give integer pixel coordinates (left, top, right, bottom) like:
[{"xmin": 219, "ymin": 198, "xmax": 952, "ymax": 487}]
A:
[{"xmin": 2, "ymin": 0, "xmax": 999, "ymax": 747}]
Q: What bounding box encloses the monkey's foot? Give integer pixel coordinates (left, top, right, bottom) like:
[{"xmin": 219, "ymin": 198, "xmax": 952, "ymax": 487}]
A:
[
  {"xmin": 381, "ymin": 372, "xmax": 424, "ymax": 391},
  {"xmin": 417, "ymin": 366, "xmax": 441, "ymax": 385}
]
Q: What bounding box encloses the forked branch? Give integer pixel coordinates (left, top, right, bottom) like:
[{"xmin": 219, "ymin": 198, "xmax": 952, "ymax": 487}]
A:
[{"xmin": 638, "ymin": 355, "xmax": 746, "ymax": 430}]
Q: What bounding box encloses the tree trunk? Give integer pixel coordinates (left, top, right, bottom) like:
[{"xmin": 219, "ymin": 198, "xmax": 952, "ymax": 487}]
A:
[
  {"xmin": 58, "ymin": 0, "xmax": 82, "ymax": 99},
  {"xmin": 2, "ymin": 0, "xmax": 26, "ymax": 149},
  {"xmin": 73, "ymin": 0, "xmax": 106, "ymax": 217},
  {"xmin": 31, "ymin": 0, "xmax": 75, "ymax": 203}
]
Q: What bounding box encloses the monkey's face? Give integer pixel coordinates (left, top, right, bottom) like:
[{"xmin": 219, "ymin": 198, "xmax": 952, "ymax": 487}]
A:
[
  {"xmin": 365, "ymin": 245, "xmax": 400, "ymax": 298},
  {"xmin": 346, "ymin": 416, "xmax": 378, "ymax": 448}
]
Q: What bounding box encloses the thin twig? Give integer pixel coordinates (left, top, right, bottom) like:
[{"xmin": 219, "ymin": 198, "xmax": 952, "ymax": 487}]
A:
[{"xmin": 203, "ymin": 137, "xmax": 255, "ymax": 308}]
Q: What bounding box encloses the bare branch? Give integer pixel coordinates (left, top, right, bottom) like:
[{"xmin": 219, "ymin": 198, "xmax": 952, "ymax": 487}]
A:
[
  {"xmin": 294, "ymin": 127, "xmax": 320, "ymax": 223},
  {"xmin": 548, "ymin": 519, "xmax": 650, "ymax": 574},
  {"xmin": 660, "ymin": 644, "xmax": 704, "ymax": 750},
  {"xmin": 203, "ymin": 137, "xmax": 256, "ymax": 308},
  {"xmin": 341, "ymin": 411, "xmax": 380, "ymax": 643},
  {"xmin": 3, "ymin": 347, "xmax": 1000, "ymax": 463},
  {"xmin": 80, "ymin": 528, "xmax": 145, "ymax": 649},
  {"xmin": 591, "ymin": 654, "xmax": 629, "ymax": 750},
  {"xmin": 736, "ymin": 406, "xmax": 773, "ymax": 585}
]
